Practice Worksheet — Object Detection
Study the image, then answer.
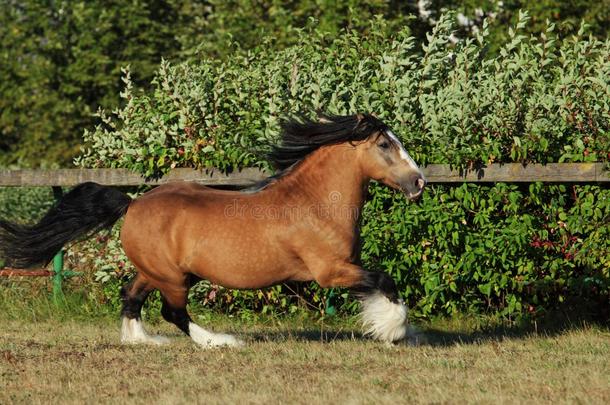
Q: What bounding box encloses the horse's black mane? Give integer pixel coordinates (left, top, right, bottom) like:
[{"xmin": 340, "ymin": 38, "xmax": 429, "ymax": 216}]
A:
[
  {"xmin": 268, "ymin": 114, "xmax": 388, "ymax": 170},
  {"xmin": 241, "ymin": 114, "xmax": 388, "ymax": 193}
]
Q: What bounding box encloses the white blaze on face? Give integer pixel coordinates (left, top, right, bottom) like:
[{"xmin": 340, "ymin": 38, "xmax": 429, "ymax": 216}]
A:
[{"xmin": 385, "ymin": 130, "xmax": 421, "ymax": 172}]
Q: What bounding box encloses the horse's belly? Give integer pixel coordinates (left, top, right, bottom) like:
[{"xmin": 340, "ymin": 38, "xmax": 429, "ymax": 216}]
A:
[{"xmin": 185, "ymin": 232, "xmax": 307, "ymax": 289}]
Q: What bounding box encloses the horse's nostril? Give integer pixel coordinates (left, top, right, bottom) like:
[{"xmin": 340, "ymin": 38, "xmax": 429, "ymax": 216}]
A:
[{"xmin": 406, "ymin": 174, "xmax": 426, "ymax": 194}]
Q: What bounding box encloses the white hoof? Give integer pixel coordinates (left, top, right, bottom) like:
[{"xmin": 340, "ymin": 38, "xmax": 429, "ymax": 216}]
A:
[
  {"xmin": 189, "ymin": 322, "xmax": 244, "ymax": 348},
  {"xmin": 360, "ymin": 291, "xmax": 409, "ymax": 343},
  {"xmin": 121, "ymin": 317, "xmax": 170, "ymax": 345}
]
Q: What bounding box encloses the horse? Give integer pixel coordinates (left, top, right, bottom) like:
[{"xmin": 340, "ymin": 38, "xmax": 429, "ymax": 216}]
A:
[{"xmin": 0, "ymin": 114, "xmax": 426, "ymax": 347}]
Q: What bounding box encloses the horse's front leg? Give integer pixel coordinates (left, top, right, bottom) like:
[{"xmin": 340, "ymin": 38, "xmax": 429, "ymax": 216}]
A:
[{"xmin": 314, "ymin": 262, "xmax": 419, "ymax": 344}]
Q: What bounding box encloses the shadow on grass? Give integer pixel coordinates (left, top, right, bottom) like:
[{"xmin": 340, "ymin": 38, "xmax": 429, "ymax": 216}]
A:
[
  {"xmin": 241, "ymin": 308, "xmax": 609, "ymax": 347},
  {"xmin": 422, "ymin": 318, "xmax": 609, "ymax": 347},
  {"xmin": 244, "ymin": 329, "xmax": 365, "ymax": 343}
]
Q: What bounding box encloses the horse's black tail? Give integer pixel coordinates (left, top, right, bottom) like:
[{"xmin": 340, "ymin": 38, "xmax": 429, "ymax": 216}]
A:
[{"xmin": 0, "ymin": 182, "xmax": 132, "ymax": 268}]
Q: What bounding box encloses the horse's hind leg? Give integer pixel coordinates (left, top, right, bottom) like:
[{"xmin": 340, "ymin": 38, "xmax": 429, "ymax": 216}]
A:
[
  {"xmin": 120, "ymin": 273, "xmax": 170, "ymax": 345},
  {"xmin": 159, "ymin": 281, "xmax": 243, "ymax": 348}
]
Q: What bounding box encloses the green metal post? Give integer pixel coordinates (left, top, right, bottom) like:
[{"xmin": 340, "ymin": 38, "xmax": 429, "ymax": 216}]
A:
[
  {"xmin": 325, "ymin": 288, "xmax": 336, "ymax": 316},
  {"xmin": 51, "ymin": 186, "xmax": 64, "ymax": 302},
  {"xmin": 50, "ymin": 186, "xmax": 81, "ymax": 302},
  {"xmin": 52, "ymin": 250, "xmax": 64, "ymax": 300}
]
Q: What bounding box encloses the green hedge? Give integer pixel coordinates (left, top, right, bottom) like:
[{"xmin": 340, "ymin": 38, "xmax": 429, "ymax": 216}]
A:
[
  {"xmin": 74, "ymin": 12, "xmax": 609, "ymax": 319},
  {"xmin": 363, "ymin": 183, "xmax": 609, "ymax": 318},
  {"xmin": 3, "ymin": 1, "xmax": 609, "ymax": 167},
  {"xmin": 78, "ymin": 12, "xmax": 610, "ymax": 173},
  {"xmin": 0, "ymin": 187, "xmax": 55, "ymax": 268}
]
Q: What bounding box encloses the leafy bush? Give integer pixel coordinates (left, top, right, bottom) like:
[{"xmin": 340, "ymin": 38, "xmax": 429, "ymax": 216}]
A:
[
  {"xmin": 0, "ymin": 0, "xmax": 197, "ymax": 166},
  {"xmin": 0, "ymin": 187, "xmax": 54, "ymax": 224},
  {"xmin": 361, "ymin": 183, "xmax": 609, "ymax": 319},
  {"xmin": 78, "ymin": 11, "xmax": 610, "ymax": 174},
  {"xmin": 72, "ymin": 12, "xmax": 609, "ymax": 319},
  {"xmin": 0, "ymin": 187, "xmax": 55, "ymax": 268},
  {"xmin": 3, "ymin": 1, "xmax": 609, "ymax": 167}
]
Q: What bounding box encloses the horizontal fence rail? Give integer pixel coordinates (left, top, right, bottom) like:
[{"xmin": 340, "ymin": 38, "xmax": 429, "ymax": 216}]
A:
[
  {"xmin": 0, "ymin": 163, "xmax": 608, "ymax": 187},
  {"xmin": 0, "ymin": 268, "xmax": 53, "ymax": 277}
]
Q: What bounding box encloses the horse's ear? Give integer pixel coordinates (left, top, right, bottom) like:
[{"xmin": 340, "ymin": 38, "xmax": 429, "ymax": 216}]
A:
[
  {"xmin": 355, "ymin": 114, "xmax": 378, "ymax": 132},
  {"xmin": 354, "ymin": 114, "xmax": 387, "ymax": 138},
  {"xmin": 353, "ymin": 113, "xmax": 366, "ymax": 130}
]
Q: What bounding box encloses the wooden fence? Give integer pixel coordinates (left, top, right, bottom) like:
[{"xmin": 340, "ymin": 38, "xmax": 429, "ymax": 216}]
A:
[
  {"xmin": 0, "ymin": 163, "xmax": 608, "ymax": 187},
  {"xmin": 1, "ymin": 163, "xmax": 608, "ymax": 299}
]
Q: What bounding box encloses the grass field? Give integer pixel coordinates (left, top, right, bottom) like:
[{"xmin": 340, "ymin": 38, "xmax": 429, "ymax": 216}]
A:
[{"xmin": 1, "ymin": 293, "xmax": 609, "ymax": 405}]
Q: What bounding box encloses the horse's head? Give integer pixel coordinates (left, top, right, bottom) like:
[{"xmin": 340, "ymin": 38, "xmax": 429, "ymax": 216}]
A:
[
  {"xmin": 357, "ymin": 121, "xmax": 426, "ymax": 200},
  {"xmin": 269, "ymin": 113, "xmax": 426, "ymax": 200}
]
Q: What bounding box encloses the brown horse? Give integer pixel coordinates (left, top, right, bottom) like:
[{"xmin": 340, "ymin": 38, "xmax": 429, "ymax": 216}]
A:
[{"xmin": 0, "ymin": 114, "xmax": 426, "ymax": 347}]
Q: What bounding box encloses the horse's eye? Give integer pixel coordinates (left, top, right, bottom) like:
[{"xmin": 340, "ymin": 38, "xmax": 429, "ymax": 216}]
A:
[{"xmin": 378, "ymin": 141, "xmax": 390, "ymax": 150}]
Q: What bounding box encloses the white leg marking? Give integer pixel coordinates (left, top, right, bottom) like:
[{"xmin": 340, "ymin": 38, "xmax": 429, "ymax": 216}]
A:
[
  {"xmin": 360, "ymin": 291, "xmax": 410, "ymax": 343},
  {"xmin": 188, "ymin": 322, "xmax": 244, "ymax": 348},
  {"xmin": 120, "ymin": 317, "xmax": 170, "ymax": 345}
]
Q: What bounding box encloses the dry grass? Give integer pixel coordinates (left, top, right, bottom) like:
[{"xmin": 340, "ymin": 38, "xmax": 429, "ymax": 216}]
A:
[{"xmin": 1, "ymin": 313, "xmax": 609, "ymax": 405}]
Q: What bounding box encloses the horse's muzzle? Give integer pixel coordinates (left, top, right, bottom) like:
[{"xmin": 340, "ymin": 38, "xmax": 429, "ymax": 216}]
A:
[{"xmin": 401, "ymin": 174, "xmax": 426, "ymax": 200}]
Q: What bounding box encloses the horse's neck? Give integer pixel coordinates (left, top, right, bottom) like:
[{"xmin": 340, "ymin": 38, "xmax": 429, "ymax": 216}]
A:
[{"xmin": 272, "ymin": 145, "xmax": 369, "ymax": 221}]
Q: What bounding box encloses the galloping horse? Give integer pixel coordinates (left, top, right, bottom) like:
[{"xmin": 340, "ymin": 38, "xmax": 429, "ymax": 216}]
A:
[{"xmin": 0, "ymin": 114, "xmax": 426, "ymax": 347}]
